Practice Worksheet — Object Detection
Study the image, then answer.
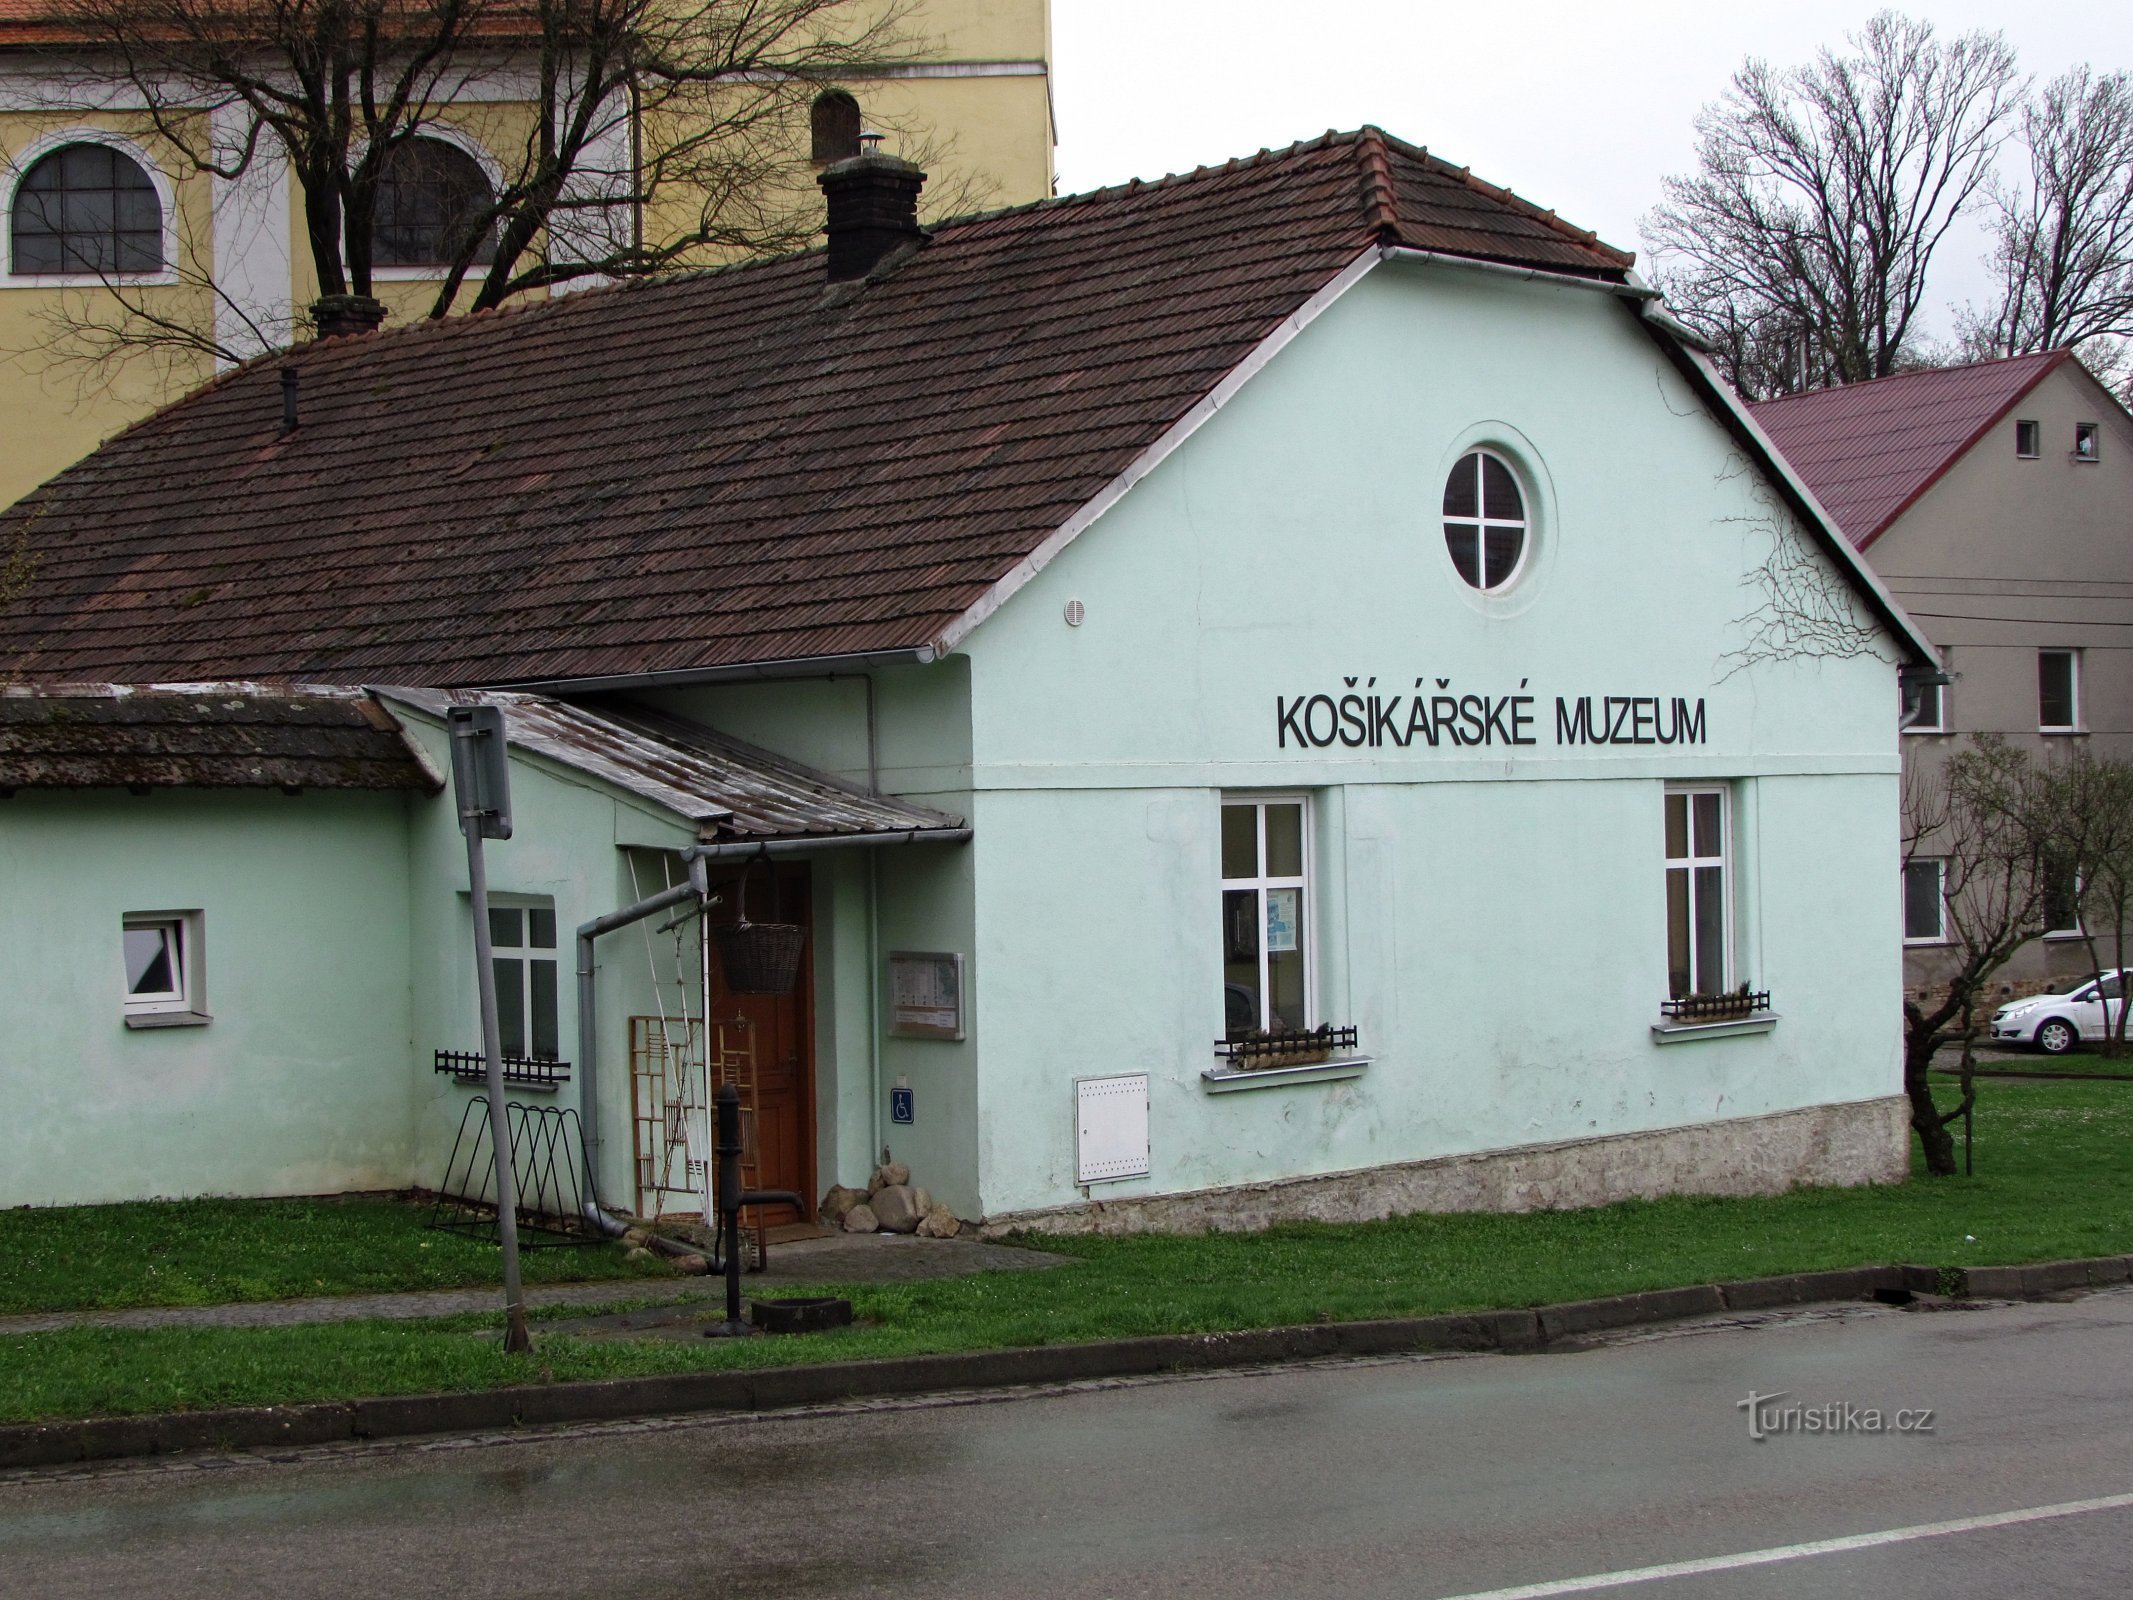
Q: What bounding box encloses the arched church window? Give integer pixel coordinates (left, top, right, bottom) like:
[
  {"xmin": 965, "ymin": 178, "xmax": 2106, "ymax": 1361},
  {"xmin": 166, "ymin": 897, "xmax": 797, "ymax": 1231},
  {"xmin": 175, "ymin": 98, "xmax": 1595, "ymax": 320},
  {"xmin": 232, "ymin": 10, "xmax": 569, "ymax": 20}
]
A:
[
  {"xmin": 10, "ymin": 142, "xmax": 164, "ymax": 275},
  {"xmin": 374, "ymin": 137, "xmax": 498, "ymax": 268},
  {"xmin": 811, "ymin": 91, "xmax": 863, "ymax": 164}
]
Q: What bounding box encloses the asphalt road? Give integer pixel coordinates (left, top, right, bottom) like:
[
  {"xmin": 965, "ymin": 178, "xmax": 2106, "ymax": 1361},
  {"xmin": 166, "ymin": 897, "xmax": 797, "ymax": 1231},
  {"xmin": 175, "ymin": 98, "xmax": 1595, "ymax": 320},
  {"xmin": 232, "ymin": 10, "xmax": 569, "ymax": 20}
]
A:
[{"xmin": 4, "ymin": 1288, "xmax": 2131, "ymax": 1599}]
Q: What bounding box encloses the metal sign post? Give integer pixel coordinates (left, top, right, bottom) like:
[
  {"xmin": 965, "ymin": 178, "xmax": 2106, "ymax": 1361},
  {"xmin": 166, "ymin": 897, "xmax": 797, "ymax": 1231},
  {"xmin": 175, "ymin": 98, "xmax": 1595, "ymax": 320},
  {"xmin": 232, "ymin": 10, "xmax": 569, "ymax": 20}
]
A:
[{"xmin": 448, "ymin": 705, "xmax": 532, "ymax": 1355}]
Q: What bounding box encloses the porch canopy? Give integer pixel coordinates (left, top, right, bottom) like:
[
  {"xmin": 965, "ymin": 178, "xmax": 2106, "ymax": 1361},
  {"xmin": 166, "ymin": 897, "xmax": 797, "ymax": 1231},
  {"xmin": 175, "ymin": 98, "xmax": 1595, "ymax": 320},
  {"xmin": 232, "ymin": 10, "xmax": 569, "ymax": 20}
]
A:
[{"xmin": 372, "ymin": 687, "xmax": 964, "ymax": 846}]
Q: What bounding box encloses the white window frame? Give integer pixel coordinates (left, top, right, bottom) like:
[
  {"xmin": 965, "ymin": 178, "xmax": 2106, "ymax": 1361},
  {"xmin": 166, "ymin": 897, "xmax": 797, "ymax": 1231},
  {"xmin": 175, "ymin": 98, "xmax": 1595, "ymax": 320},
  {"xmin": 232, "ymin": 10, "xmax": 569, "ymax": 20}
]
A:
[
  {"xmin": 482, "ymin": 896, "xmax": 562, "ymax": 1060},
  {"xmin": 1219, "ymin": 794, "xmax": 1315, "ymax": 1035},
  {"xmin": 2039, "ymin": 649, "xmax": 2082, "ymax": 734},
  {"xmin": 122, "ymin": 909, "xmax": 207, "ymax": 1026},
  {"xmin": 2014, "ymin": 418, "xmax": 2039, "ymax": 459},
  {"xmin": 1441, "ymin": 447, "xmax": 1531, "ymax": 594},
  {"xmin": 1664, "ymin": 785, "xmax": 1733, "ymax": 998},
  {"xmin": 3, "ymin": 129, "xmax": 181, "ymax": 288},
  {"xmin": 1903, "ymin": 675, "xmax": 1947, "ymax": 734},
  {"xmin": 2044, "ymin": 863, "xmax": 2085, "ymax": 941},
  {"xmin": 356, "ymin": 127, "xmax": 506, "ymax": 283},
  {"xmin": 1903, "ymin": 858, "xmax": 1948, "ymax": 945}
]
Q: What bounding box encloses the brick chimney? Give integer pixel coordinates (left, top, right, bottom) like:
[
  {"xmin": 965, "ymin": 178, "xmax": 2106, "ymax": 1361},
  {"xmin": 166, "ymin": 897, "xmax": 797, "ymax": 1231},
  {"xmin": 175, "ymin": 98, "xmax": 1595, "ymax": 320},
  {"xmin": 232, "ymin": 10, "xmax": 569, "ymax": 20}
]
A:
[
  {"xmin": 311, "ymin": 294, "xmax": 387, "ymax": 340},
  {"xmin": 817, "ymin": 149, "xmax": 927, "ymax": 283}
]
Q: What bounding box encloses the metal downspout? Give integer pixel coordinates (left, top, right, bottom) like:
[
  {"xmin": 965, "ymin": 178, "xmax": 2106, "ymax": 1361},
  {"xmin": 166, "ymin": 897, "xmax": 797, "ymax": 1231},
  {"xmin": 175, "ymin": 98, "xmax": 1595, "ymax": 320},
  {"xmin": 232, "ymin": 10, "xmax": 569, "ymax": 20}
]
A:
[{"xmin": 574, "ymin": 855, "xmax": 710, "ymax": 1233}]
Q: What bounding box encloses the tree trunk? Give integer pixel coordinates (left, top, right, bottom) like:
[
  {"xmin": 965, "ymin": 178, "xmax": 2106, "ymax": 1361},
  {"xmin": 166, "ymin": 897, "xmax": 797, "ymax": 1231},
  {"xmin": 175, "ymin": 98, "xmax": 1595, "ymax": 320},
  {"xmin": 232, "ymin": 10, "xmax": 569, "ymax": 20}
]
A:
[{"xmin": 1903, "ymin": 1024, "xmax": 1960, "ymax": 1177}]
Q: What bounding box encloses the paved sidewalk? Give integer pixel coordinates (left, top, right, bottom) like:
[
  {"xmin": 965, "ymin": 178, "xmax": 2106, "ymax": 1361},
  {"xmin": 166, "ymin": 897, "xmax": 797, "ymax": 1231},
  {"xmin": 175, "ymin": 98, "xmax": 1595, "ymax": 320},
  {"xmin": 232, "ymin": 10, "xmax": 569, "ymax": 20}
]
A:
[{"xmin": 0, "ymin": 1234, "xmax": 1066, "ymax": 1338}]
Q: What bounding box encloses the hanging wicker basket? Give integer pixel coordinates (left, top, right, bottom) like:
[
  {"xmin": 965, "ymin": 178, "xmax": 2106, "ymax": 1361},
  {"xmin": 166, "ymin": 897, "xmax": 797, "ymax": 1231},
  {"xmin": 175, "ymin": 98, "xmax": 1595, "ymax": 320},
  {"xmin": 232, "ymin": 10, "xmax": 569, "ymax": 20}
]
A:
[{"xmin": 711, "ymin": 850, "xmax": 805, "ymax": 995}]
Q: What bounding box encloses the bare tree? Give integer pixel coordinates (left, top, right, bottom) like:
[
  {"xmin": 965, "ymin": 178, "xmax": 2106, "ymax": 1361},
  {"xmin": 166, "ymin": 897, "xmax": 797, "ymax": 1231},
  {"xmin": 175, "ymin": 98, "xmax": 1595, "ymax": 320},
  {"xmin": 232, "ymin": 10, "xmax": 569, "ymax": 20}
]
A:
[
  {"xmin": 1961, "ymin": 67, "xmax": 2133, "ymax": 396},
  {"xmin": 1644, "ymin": 11, "xmax": 2021, "ymax": 399},
  {"xmin": 1901, "ymin": 735, "xmax": 2053, "ymax": 1175},
  {"xmin": 11, "ymin": 0, "xmax": 951, "ymax": 366},
  {"xmin": 2037, "ymin": 750, "xmax": 2133, "ymax": 1055}
]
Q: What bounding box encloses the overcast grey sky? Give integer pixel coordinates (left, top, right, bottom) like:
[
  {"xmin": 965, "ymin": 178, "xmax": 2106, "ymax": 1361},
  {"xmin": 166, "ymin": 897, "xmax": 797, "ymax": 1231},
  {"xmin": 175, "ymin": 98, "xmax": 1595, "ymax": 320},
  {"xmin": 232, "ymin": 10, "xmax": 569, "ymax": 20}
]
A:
[{"xmin": 1048, "ymin": 2, "xmax": 2133, "ymax": 341}]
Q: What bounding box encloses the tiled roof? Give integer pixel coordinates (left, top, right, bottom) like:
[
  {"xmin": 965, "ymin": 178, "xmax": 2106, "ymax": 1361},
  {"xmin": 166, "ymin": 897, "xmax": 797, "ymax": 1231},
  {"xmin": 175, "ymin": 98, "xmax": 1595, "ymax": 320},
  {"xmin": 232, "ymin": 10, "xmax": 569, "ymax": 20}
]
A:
[
  {"xmin": 0, "ymin": 684, "xmax": 440, "ymax": 791},
  {"xmin": 376, "ymin": 687, "xmax": 963, "ymax": 841},
  {"xmin": 1749, "ymin": 352, "xmax": 2070, "ymax": 548},
  {"xmin": 0, "ymin": 127, "xmax": 1632, "ymax": 689}
]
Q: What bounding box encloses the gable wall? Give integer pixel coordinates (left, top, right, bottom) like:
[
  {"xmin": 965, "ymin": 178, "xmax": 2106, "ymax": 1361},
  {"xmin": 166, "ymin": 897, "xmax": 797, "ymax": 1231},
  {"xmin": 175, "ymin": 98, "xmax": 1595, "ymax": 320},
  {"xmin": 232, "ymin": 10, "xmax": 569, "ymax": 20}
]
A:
[
  {"xmin": 1870, "ymin": 362, "xmax": 2133, "ymax": 753},
  {"xmin": 956, "ymin": 262, "xmax": 1907, "ymax": 1219}
]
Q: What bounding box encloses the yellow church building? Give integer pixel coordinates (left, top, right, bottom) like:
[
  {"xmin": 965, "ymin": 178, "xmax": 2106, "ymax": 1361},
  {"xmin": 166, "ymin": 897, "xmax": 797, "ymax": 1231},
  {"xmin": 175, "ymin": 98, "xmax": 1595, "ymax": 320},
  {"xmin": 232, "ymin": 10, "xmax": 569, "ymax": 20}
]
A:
[{"xmin": 0, "ymin": 0, "xmax": 1054, "ymax": 509}]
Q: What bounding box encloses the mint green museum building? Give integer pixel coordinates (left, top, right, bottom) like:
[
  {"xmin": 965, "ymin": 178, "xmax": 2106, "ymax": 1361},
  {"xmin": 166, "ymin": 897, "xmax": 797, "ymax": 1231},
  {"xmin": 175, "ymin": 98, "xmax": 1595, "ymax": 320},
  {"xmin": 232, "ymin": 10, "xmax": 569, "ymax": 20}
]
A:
[{"xmin": 0, "ymin": 130, "xmax": 1937, "ymax": 1228}]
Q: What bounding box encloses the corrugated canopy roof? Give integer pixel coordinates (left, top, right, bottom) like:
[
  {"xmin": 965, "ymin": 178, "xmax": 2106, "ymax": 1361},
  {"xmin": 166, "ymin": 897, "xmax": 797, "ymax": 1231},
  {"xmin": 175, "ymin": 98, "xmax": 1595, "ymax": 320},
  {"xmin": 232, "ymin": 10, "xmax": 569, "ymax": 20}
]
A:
[
  {"xmin": 1749, "ymin": 351, "xmax": 2070, "ymax": 548},
  {"xmin": 0, "ymin": 127, "xmax": 1634, "ymax": 690},
  {"xmin": 376, "ymin": 687, "xmax": 962, "ymax": 842},
  {"xmin": 0, "ymin": 684, "xmax": 440, "ymax": 791}
]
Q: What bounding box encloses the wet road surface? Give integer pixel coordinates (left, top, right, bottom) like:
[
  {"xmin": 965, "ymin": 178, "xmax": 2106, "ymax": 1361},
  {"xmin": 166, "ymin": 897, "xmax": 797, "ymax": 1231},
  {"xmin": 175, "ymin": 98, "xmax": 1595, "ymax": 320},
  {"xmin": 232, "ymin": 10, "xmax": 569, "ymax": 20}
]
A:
[{"xmin": 3, "ymin": 1288, "xmax": 2130, "ymax": 1598}]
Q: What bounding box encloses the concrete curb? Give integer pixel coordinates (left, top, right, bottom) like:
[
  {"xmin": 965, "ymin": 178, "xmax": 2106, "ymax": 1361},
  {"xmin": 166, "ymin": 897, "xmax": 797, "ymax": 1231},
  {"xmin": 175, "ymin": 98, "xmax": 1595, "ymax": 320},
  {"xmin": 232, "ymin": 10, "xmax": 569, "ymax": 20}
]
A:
[{"xmin": 5, "ymin": 1254, "xmax": 2129, "ymax": 1472}]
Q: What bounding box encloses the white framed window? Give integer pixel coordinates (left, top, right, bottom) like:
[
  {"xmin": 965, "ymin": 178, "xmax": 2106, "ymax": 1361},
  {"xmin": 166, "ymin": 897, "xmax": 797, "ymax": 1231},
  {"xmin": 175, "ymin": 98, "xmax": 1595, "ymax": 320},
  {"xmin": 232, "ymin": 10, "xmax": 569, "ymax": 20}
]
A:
[
  {"xmin": 487, "ymin": 900, "xmax": 560, "ymax": 1059},
  {"xmin": 1903, "ymin": 859, "xmax": 1947, "ymax": 944},
  {"xmin": 122, "ymin": 910, "xmax": 207, "ymax": 1025},
  {"xmin": 3, "ymin": 131, "xmax": 179, "ymax": 287},
  {"xmin": 2074, "ymin": 422, "xmax": 2100, "ymax": 462},
  {"xmin": 2014, "ymin": 419, "xmax": 2039, "ymax": 458},
  {"xmin": 1903, "ymin": 675, "xmax": 1947, "ymax": 733},
  {"xmin": 1665, "ymin": 787, "xmax": 1730, "ymax": 998},
  {"xmin": 1220, "ymin": 796, "xmax": 1312, "ymax": 1035},
  {"xmin": 2039, "ymin": 649, "xmax": 2081, "ymax": 733},
  {"xmin": 2043, "ymin": 859, "xmax": 2083, "ymax": 940},
  {"xmin": 1441, "ymin": 448, "xmax": 1529, "ymax": 592}
]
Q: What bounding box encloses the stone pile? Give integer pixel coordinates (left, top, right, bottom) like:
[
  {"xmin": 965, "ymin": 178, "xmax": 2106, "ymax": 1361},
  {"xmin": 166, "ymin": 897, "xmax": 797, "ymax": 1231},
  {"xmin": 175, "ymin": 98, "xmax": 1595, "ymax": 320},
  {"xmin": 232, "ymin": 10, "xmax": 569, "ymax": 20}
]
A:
[{"xmin": 821, "ymin": 1161, "xmax": 961, "ymax": 1238}]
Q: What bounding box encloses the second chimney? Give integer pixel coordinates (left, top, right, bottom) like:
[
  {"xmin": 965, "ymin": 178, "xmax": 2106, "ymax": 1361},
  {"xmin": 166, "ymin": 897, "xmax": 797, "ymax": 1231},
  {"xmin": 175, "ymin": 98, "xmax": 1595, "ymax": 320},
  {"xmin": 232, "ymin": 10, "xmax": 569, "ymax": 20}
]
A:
[{"xmin": 818, "ymin": 149, "xmax": 927, "ymax": 283}]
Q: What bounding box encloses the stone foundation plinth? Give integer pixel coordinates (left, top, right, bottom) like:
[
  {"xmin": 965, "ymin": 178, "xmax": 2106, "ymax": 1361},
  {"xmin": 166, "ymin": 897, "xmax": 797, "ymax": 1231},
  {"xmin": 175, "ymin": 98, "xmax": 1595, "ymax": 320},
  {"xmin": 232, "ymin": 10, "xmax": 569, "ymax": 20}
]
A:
[{"xmin": 978, "ymin": 1097, "xmax": 1910, "ymax": 1238}]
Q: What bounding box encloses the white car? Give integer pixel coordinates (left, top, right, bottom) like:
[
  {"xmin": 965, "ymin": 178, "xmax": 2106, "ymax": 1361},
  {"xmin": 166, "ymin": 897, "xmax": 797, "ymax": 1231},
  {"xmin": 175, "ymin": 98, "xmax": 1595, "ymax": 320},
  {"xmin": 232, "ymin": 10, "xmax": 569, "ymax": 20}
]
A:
[{"xmin": 1989, "ymin": 971, "xmax": 2128, "ymax": 1056}]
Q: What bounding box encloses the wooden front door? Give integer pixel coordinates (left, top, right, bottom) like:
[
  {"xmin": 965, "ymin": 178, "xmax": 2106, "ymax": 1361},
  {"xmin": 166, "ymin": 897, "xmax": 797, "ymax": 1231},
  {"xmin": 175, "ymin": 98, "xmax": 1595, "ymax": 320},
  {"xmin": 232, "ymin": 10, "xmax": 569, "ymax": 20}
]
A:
[{"xmin": 705, "ymin": 860, "xmax": 815, "ymax": 1225}]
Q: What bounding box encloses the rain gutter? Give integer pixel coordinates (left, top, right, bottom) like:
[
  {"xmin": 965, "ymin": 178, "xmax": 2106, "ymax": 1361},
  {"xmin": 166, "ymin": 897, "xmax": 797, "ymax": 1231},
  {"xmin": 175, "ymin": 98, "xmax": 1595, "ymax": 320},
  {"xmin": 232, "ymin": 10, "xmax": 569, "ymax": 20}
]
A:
[
  {"xmin": 685, "ymin": 827, "xmax": 971, "ymax": 861},
  {"xmin": 1378, "ymin": 247, "xmax": 1714, "ymax": 351},
  {"xmin": 487, "ymin": 648, "xmax": 936, "ymax": 697}
]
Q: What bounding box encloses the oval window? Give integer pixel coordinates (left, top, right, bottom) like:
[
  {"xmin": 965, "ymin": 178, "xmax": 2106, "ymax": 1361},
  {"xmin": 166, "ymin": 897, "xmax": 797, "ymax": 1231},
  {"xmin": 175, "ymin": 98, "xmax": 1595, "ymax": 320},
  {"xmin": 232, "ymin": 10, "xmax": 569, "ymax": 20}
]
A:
[{"xmin": 1442, "ymin": 450, "xmax": 1527, "ymax": 591}]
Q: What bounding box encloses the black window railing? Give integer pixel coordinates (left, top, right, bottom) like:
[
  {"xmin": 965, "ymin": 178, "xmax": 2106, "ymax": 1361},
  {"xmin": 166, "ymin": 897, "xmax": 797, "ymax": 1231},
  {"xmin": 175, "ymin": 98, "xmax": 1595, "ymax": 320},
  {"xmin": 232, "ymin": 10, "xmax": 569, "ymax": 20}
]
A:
[
  {"xmin": 1213, "ymin": 1024, "xmax": 1360, "ymax": 1068},
  {"xmin": 1659, "ymin": 991, "xmax": 1772, "ymax": 1022},
  {"xmin": 433, "ymin": 1049, "xmax": 571, "ymax": 1090}
]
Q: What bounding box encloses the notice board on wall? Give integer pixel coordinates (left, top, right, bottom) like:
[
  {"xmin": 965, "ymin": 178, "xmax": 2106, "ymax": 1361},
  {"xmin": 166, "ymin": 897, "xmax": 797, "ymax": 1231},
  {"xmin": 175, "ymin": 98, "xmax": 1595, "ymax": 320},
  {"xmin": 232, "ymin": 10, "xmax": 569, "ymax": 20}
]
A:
[{"xmin": 888, "ymin": 951, "xmax": 964, "ymax": 1040}]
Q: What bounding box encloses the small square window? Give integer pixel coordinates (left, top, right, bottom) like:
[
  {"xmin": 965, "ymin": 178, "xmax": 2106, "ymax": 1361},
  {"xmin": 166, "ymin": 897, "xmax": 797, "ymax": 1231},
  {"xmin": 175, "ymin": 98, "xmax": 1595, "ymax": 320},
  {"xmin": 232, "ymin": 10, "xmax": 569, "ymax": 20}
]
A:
[
  {"xmin": 123, "ymin": 911, "xmax": 206, "ymax": 1024},
  {"xmin": 1903, "ymin": 859, "xmax": 1946, "ymax": 944},
  {"xmin": 2074, "ymin": 423, "xmax": 2100, "ymax": 462},
  {"xmin": 2039, "ymin": 650, "xmax": 2080, "ymax": 732},
  {"xmin": 2015, "ymin": 419, "xmax": 2039, "ymax": 458}
]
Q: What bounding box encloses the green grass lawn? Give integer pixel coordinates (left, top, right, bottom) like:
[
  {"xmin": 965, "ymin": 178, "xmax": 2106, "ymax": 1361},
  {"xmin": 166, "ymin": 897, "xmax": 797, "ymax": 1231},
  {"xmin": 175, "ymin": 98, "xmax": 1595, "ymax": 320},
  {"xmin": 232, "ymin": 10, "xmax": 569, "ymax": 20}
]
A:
[
  {"xmin": 0, "ymin": 1195, "xmax": 674, "ymax": 1316},
  {"xmin": 3, "ymin": 1079, "xmax": 2129, "ymax": 1426},
  {"xmin": 1966, "ymin": 1050, "xmax": 2133, "ymax": 1076}
]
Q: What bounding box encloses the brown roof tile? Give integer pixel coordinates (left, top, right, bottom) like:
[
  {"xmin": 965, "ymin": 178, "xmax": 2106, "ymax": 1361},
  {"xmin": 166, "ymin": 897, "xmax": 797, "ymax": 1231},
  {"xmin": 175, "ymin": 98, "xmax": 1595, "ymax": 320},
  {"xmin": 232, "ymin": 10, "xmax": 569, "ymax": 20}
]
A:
[
  {"xmin": 0, "ymin": 128, "xmax": 1633, "ymax": 688},
  {"xmin": 0, "ymin": 685, "xmax": 440, "ymax": 790}
]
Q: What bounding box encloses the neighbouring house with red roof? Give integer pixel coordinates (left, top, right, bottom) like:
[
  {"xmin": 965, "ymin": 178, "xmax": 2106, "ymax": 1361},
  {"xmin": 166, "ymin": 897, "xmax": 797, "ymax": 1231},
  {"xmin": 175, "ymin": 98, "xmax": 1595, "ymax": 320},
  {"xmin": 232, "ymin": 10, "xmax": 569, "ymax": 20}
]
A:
[
  {"xmin": 0, "ymin": 129, "xmax": 1936, "ymax": 1226},
  {"xmin": 1753, "ymin": 353, "xmax": 2133, "ymax": 1004}
]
